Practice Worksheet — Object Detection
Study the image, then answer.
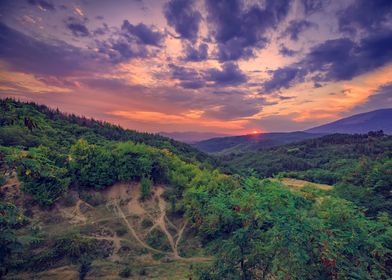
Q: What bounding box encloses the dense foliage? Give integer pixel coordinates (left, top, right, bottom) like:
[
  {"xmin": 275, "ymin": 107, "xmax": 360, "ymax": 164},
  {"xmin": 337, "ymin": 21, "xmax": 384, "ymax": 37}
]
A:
[
  {"xmin": 0, "ymin": 99, "xmax": 391, "ymax": 279},
  {"xmin": 186, "ymin": 177, "xmax": 391, "ymax": 279},
  {"xmin": 221, "ymin": 132, "xmax": 392, "ymax": 216}
]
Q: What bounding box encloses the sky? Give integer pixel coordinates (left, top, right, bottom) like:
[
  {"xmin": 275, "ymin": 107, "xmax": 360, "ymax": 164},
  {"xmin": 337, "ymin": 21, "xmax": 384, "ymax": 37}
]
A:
[{"xmin": 0, "ymin": 0, "xmax": 391, "ymax": 135}]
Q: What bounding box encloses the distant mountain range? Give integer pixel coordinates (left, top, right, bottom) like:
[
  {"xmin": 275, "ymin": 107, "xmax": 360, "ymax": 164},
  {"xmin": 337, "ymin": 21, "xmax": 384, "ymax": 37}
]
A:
[
  {"xmin": 158, "ymin": 131, "xmax": 229, "ymax": 143},
  {"xmin": 306, "ymin": 108, "xmax": 392, "ymax": 134},
  {"xmin": 193, "ymin": 109, "xmax": 392, "ymax": 154},
  {"xmin": 193, "ymin": 131, "xmax": 323, "ymax": 154}
]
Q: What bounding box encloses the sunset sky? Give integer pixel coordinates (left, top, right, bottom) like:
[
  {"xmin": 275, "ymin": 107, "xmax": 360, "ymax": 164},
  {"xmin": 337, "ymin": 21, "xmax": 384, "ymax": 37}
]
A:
[{"xmin": 0, "ymin": 0, "xmax": 391, "ymax": 134}]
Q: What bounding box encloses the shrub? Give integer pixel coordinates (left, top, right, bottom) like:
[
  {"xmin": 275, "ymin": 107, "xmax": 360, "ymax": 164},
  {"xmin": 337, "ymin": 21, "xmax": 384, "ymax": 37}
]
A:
[
  {"xmin": 140, "ymin": 177, "xmax": 152, "ymax": 201},
  {"xmin": 119, "ymin": 266, "xmax": 132, "ymax": 278}
]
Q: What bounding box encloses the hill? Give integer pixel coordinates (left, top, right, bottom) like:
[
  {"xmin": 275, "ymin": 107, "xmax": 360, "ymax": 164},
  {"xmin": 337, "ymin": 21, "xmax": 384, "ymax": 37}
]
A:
[
  {"xmin": 306, "ymin": 108, "xmax": 392, "ymax": 134},
  {"xmin": 193, "ymin": 131, "xmax": 323, "ymax": 153},
  {"xmin": 220, "ymin": 132, "xmax": 392, "ymax": 216},
  {"xmin": 193, "ymin": 109, "xmax": 392, "ymax": 154},
  {"xmin": 159, "ymin": 131, "xmax": 229, "ymax": 143},
  {"xmin": 0, "ymin": 98, "xmax": 215, "ymax": 166},
  {"xmin": 0, "ymin": 99, "xmax": 391, "ymax": 279}
]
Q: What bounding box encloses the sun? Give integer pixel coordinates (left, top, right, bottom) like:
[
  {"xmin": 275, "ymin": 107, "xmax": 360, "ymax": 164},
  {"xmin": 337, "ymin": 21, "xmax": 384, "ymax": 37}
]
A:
[{"xmin": 251, "ymin": 130, "xmax": 260, "ymax": 134}]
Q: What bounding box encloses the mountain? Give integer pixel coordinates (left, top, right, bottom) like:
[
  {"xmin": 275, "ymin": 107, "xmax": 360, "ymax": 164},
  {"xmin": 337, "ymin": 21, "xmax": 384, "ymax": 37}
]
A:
[
  {"xmin": 306, "ymin": 108, "xmax": 392, "ymax": 134},
  {"xmin": 159, "ymin": 131, "xmax": 229, "ymax": 143},
  {"xmin": 193, "ymin": 131, "xmax": 323, "ymax": 154},
  {"xmin": 194, "ymin": 109, "xmax": 392, "ymax": 154}
]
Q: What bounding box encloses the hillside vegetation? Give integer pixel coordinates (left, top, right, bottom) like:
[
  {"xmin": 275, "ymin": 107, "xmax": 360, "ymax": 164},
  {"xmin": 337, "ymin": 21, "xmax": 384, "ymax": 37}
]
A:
[
  {"xmin": 193, "ymin": 131, "xmax": 322, "ymax": 154},
  {"xmin": 220, "ymin": 132, "xmax": 392, "ymax": 218},
  {"xmin": 1, "ymin": 99, "xmax": 391, "ymax": 279}
]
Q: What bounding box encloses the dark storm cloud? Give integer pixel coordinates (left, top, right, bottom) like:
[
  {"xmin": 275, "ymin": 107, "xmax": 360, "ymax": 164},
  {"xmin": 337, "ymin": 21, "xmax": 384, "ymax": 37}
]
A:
[
  {"xmin": 0, "ymin": 22, "xmax": 102, "ymax": 76},
  {"xmin": 169, "ymin": 62, "xmax": 247, "ymax": 88},
  {"xmin": 121, "ymin": 20, "xmax": 164, "ymax": 46},
  {"xmin": 163, "ymin": 0, "xmax": 201, "ymax": 42},
  {"xmin": 300, "ymin": 0, "xmax": 325, "ymax": 15},
  {"xmin": 206, "ymin": 62, "xmax": 248, "ymax": 86},
  {"xmin": 66, "ymin": 19, "xmax": 90, "ymax": 37},
  {"xmin": 27, "ymin": 0, "xmax": 55, "ymax": 11},
  {"xmin": 339, "ymin": 0, "xmax": 392, "ymax": 35},
  {"xmin": 279, "ymin": 45, "xmax": 298, "ymax": 57},
  {"xmin": 263, "ymin": 32, "xmax": 392, "ymax": 93},
  {"xmin": 182, "ymin": 43, "xmax": 208, "ymax": 62},
  {"xmin": 179, "ymin": 80, "xmax": 205, "ymax": 89},
  {"xmin": 205, "ymin": 0, "xmax": 291, "ymax": 61},
  {"xmin": 263, "ymin": 67, "xmax": 306, "ymax": 93},
  {"xmin": 169, "ymin": 64, "xmax": 206, "ymax": 89},
  {"xmin": 203, "ymin": 101, "xmax": 260, "ymax": 120},
  {"xmin": 93, "ymin": 23, "xmax": 110, "ymax": 36},
  {"xmin": 282, "ymin": 20, "xmax": 316, "ymax": 41}
]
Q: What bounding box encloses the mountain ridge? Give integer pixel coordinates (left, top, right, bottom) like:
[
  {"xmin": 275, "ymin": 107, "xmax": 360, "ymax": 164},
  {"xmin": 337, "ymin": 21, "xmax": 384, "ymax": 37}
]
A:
[{"xmin": 194, "ymin": 109, "xmax": 392, "ymax": 154}]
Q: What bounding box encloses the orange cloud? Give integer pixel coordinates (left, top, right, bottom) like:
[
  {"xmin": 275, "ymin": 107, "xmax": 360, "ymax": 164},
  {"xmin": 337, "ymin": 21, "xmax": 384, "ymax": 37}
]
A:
[{"xmin": 108, "ymin": 110, "xmax": 246, "ymax": 130}]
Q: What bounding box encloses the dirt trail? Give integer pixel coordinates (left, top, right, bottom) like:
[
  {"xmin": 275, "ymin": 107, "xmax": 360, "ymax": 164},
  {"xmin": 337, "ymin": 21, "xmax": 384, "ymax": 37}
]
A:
[
  {"xmin": 58, "ymin": 199, "xmax": 93, "ymax": 224},
  {"xmin": 154, "ymin": 187, "xmax": 179, "ymax": 258},
  {"xmin": 108, "ymin": 199, "xmax": 167, "ymax": 255},
  {"xmin": 273, "ymin": 178, "xmax": 333, "ymax": 191},
  {"xmin": 101, "ymin": 183, "xmax": 211, "ymax": 262}
]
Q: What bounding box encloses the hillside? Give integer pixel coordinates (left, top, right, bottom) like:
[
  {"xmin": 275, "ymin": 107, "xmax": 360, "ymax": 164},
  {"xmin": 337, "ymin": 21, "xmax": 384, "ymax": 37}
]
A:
[
  {"xmin": 193, "ymin": 131, "xmax": 323, "ymax": 154},
  {"xmin": 220, "ymin": 132, "xmax": 392, "ymax": 216},
  {"xmin": 159, "ymin": 131, "xmax": 229, "ymax": 144},
  {"xmin": 306, "ymin": 108, "xmax": 392, "ymax": 134},
  {"xmin": 193, "ymin": 109, "xmax": 392, "ymax": 154},
  {"xmin": 0, "ymin": 99, "xmax": 215, "ymax": 166},
  {"xmin": 1, "ymin": 99, "xmax": 391, "ymax": 279}
]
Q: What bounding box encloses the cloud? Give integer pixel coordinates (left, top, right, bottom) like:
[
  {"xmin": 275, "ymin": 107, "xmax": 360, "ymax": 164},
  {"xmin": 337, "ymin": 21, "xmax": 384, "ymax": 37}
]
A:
[
  {"xmin": 163, "ymin": 0, "xmax": 201, "ymax": 42},
  {"xmin": 263, "ymin": 32, "xmax": 392, "ymax": 92},
  {"xmin": 279, "ymin": 45, "xmax": 298, "ymax": 57},
  {"xmin": 339, "ymin": 0, "xmax": 392, "ymax": 35},
  {"xmin": 65, "ymin": 17, "xmax": 90, "ymax": 37},
  {"xmin": 0, "ymin": 22, "xmax": 103, "ymax": 76},
  {"xmin": 121, "ymin": 20, "xmax": 164, "ymax": 46},
  {"xmin": 27, "ymin": 0, "xmax": 55, "ymax": 11},
  {"xmin": 182, "ymin": 43, "xmax": 208, "ymax": 61},
  {"xmin": 206, "ymin": 62, "xmax": 248, "ymax": 86},
  {"xmin": 350, "ymin": 82, "xmax": 392, "ymax": 113},
  {"xmin": 282, "ymin": 20, "xmax": 316, "ymax": 41},
  {"xmin": 263, "ymin": 67, "xmax": 306, "ymax": 93},
  {"xmin": 169, "ymin": 64, "xmax": 205, "ymax": 89},
  {"xmin": 300, "ymin": 0, "xmax": 325, "ymax": 15},
  {"xmin": 205, "ymin": 0, "xmax": 291, "ymax": 61}
]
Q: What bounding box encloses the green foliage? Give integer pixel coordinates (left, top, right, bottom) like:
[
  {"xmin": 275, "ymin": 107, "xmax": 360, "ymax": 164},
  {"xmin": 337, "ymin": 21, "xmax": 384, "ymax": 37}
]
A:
[
  {"xmin": 78, "ymin": 255, "xmax": 92, "ymax": 280},
  {"xmin": 17, "ymin": 147, "xmax": 70, "ymax": 207},
  {"xmin": 69, "ymin": 139, "xmax": 116, "ymax": 189},
  {"xmin": 223, "ymin": 133, "xmax": 392, "ymax": 216},
  {"xmin": 140, "ymin": 177, "xmax": 152, "ymax": 200},
  {"xmin": 187, "ymin": 178, "xmax": 392, "ymax": 279},
  {"xmin": 79, "ymin": 191, "xmax": 105, "ymax": 206},
  {"xmin": 0, "ymin": 202, "xmax": 27, "ymax": 277},
  {"xmin": 119, "ymin": 266, "xmax": 132, "ymax": 278}
]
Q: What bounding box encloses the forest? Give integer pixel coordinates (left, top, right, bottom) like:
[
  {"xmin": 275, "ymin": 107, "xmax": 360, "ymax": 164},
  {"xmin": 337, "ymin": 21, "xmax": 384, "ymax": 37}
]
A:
[{"xmin": 1, "ymin": 99, "xmax": 391, "ymax": 279}]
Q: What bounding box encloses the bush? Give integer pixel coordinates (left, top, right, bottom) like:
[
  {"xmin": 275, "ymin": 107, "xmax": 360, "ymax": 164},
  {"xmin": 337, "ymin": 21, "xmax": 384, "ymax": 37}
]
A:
[
  {"xmin": 139, "ymin": 268, "xmax": 147, "ymax": 276},
  {"xmin": 140, "ymin": 177, "xmax": 152, "ymax": 201},
  {"xmin": 119, "ymin": 266, "xmax": 132, "ymax": 278},
  {"xmin": 79, "ymin": 191, "xmax": 104, "ymax": 206},
  {"xmin": 78, "ymin": 256, "xmax": 91, "ymax": 280}
]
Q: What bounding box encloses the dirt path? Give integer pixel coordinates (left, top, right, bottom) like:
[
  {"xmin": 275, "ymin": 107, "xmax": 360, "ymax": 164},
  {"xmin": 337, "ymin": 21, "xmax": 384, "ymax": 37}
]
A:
[
  {"xmin": 273, "ymin": 178, "xmax": 333, "ymax": 191},
  {"xmin": 109, "ymin": 199, "xmax": 167, "ymax": 255},
  {"xmin": 102, "ymin": 183, "xmax": 211, "ymax": 262},
  {"xmin": 58, "ymin": 199, "xmax": 93, "ymax": 224},
  {"xmin": 154, "ymin": 187, "xmax": 179, "ymax": 258}
]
